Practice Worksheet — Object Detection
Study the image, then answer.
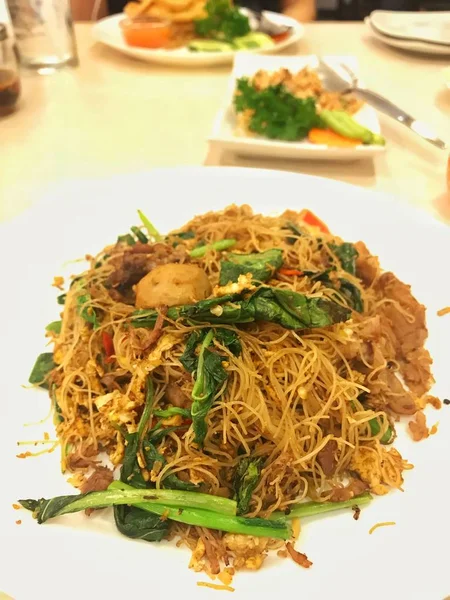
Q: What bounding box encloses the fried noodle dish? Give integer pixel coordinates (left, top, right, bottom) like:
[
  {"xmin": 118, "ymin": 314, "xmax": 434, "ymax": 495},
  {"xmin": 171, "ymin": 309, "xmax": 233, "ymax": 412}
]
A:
[{"xmin": 22, "ymin": 205, "xmax": 438, "ymax": 578}]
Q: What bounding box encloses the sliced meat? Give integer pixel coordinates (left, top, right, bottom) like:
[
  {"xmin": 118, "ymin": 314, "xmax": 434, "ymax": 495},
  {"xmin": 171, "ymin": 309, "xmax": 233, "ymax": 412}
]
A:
[
  {"xmin": 286, "ymin": 542, "xmax": 312, "ymax": 569},
  {"xmin": 354, "ymin": 241, "xmax": 380, "ymax": 285},
  {"xmin": 328, "ymin": 478, "xmax": 368, "ymax": 502},
  {"xmin": 376, "ymin": 272, "xmax": 433, "ymax": 396},
  {"xmin": 375, "ymin": 369, "xmax": 417, "ymax": 415},
  {"xmin": 66, "ymin": 454, "xmax": 99, "ymax": 470},
  {"xmin": 317, "ymin": 440, "xmax": 338, "ymax": 476},
  {"xmin": 165, "ymin": 382, "xmax": 191, "ymax": 408},
  {"xmin": 80, "ymin": 466, "xmax": 114, "ymax": 494},
  {"xmin": 135, "ymin": 264, "xmax": 212, "ymax": 309}
]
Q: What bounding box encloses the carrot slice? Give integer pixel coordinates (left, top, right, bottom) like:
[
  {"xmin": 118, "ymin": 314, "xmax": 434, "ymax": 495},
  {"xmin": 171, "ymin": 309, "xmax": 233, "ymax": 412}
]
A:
[
  {"xmin": 299, "ymin": 209, "xmax": 330, "ymax": 234},
  {"xmin": 279, "ymin": 268, "xmax": 303, "ymax": 276},
  {"xmin": 308, "ymin": 128, "xmax": 361, "ymax": 148}
]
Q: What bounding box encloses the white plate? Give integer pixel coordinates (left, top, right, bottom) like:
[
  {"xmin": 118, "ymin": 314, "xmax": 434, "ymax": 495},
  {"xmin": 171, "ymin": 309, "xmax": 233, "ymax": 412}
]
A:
[
  {"xmin": 365, "ymin": 17, "xmax": 450, "ymax": 56},
  {"xmin": 370, "ymin": 10, "xmax": 450, "ymax": 47},
  {"xmin": 92, "ymin": 12, "xmax": 303, "ymax": 67},
  {"xmin": 208, "ymin": 54, "xmax": 385, "ymax": 161},
  {"xmin": 1, "ymin": 166, "xmax": 450, "ymax": 600}
]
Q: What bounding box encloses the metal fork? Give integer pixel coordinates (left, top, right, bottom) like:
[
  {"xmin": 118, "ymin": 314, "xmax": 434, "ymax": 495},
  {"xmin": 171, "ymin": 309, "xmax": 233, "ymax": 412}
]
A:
[{"xmin": 319, "ymin": 58, "xmax": 448, "ymax": 151}]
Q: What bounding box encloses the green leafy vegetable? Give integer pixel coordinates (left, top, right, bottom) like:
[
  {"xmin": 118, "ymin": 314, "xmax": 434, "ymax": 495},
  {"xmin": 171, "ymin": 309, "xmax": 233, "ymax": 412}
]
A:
[
  {"xmin": 57, "ymin": 293, "xmax": 66, "ymax": 305},
  {"xmin": 132, "ymin": 287, "xmax": 350, "ymax": 331},
  {"xmin": 130, "ymin": 226, "xmax": 148, "ymax": 244},
  {"xmin": 338, "ymin": 279, "xmax": 363, "ymax": 313},
  {"xmin": 285, "ymin": 221, "xmax": 304, "ymax": 245},
  {"xmin": 194, "ymin": 0, "xmax": 250, "ymax": 42},
  {"xmin": 28, "ymin": 353, "xmax": 55, "ymax": 390},
  {"xmin": 190, "ymin": 238, "xmax": 236, "ymax": 258},
  {"xmin": 18, "ymin": 486, "xmax": 236, "ymax": 524},
  {"xmin": 45, "ymin": 321, "xmax": 62, "ymax": 334},
  {"xmin": 111, "ymin": 483, "xmax": 290, "ymax": 539},
  {"xmin": 180, "ymin": 327, "xmax": 241, "ymax": 373},
  {"xmin": 329, "ymin": 242, "xmax": 358, "ymax": 276},
  {"xmin": 234, "ymin": 78, "xmax": 319, "ymax": 141},
  {"xmin": 77, "ymin": 292, "xmax": 99, "ymax": 329},
  {"xmin": 180, "ymin": 328, "xmax": 241, "ymax": 446},
  {"xmin": 137, "ymin": 209, "xmax": 162, "ymax": 242},
  {"xmin": 234, "ymin": 456, "xmax": 264, "ymax": 515},
  {"xmin": 270, "ymin": 492, "xmax": 373, "ymax": 520},
  {"xmin": 114, "ymin": 505, "xmax": 168, "ymax": 542},
  {"xmin": 191, "ymin": 330, "xmax": 228, "ymax": 445},
  {"xmin": 117, "ymin": 233, "xmax": 136, "ymax": 246},
  {"xmin": 153, "ymin": 407, "xmax": 191, "ymax": 419},
  {"xmin": 219, "ymin": 248, "xmax": 283, "ymax": 285}
]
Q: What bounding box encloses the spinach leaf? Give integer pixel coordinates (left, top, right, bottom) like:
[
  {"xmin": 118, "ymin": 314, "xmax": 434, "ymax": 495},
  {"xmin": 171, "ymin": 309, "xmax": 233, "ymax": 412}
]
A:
[
  {"xmin": 252, "ymin": 287, "xmax": 350, "ymax": 329},
  {"xmin": 219, "ymin": 248, "xmax": 283, "ymax": 285},
  {"xmin": 29, "ymin": 353, "xmax": 55, "ymax": 390},
  {"xmin": 180, "ymin": 329, "xmax": 208, "ymax": 373},
  {"xmin": 329, "ymin": 242, "xmax": 358, "ymax": 276},
  {"xmin": 285, "ymin": 221, "xmax": 304, "ymax": 245},
  {"xmin": 339, "ymin": 279, "xmax": 363, "ymax": 313},
  {"xmin": 191, "ymin": 335, "xmax": 228, "ymax": 446},
  {"xmin": 180, "ymin": 328, "xmax": 241, "ymax": 373},
  {"xmin": 214, "ymin": 328, "xmax": 242, "ymax": 357},
  {"xmin": 77, "ymin": 293, "xmax": 99, "ymax": 329},
  {"xmin": 234, "ymin": 456, "xmax": 264, "ymax": 515},
  {"xmin": 114, "ymin": 505, "xmax": 168, "ymax": 542},
  {"xmin": 45, "ymin": 321, "xmax": 62, "ymax": 334},
  {"xmin": 132, "ymin": 287, "xmax": 350, "ymax": 331}
]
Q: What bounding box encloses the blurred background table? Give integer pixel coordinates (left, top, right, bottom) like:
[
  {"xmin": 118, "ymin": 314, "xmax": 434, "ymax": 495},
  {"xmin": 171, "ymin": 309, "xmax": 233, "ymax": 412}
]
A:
[{"xmin": 0, "ymin": 21, "xmax": 449, "ymax": 223}]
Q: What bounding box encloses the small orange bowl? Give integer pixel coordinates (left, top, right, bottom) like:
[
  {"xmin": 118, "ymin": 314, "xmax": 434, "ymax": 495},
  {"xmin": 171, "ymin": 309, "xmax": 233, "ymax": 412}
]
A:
[{"xmin": 120, "ymin": 17, "xmax": 172, "ymax": 49}]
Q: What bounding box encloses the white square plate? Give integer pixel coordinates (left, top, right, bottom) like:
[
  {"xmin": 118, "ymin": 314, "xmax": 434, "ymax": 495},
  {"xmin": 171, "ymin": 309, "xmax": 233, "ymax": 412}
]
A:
[{"xmin": 208, "ymin": 54, "xmax": 386, "ymax": 162}]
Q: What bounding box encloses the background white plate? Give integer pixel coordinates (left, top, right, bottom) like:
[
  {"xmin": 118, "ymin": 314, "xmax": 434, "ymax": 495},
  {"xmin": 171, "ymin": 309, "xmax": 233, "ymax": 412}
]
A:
[
  {"xmin": 1, "ymin": 167, "xmax": 449, "ymax": 600},
  {"xmin": 92, "ymin": 13, "xmax": 303, "ymax": 67},
  {"xmin": 370, "ymin": 10, "xmax": 450, "ymax": 47},
  {"xmin": 209, "ymin": 54, "xmax": 385, "ymax": 161},
  {"xmin": 365, "ymin": 17, "xmax": 450, "ymax": 56}
]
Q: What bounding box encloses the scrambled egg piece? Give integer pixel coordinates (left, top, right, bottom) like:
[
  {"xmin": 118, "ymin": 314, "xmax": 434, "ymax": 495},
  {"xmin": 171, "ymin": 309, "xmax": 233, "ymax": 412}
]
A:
[
  {"xmin": 189, "ymin": 538, "xmax": 206, "ymax": 572},
  {"xmin": 223, "ymin": 534, "xmax": 269, "ymax": 570},
  {"xmin": 94, "ymin": 390, "xmax": 138, "ymax": 429},
  {"xmin": 213, "ymin": 274, "xmax": 255, "ymax": 298},
  {"xmin": 350, "ymin": 447, "xmax": 405, "ymax": 496},
  {"xmin": 139, "ymin": 333, "xmax": 180, "ymax": 372}
]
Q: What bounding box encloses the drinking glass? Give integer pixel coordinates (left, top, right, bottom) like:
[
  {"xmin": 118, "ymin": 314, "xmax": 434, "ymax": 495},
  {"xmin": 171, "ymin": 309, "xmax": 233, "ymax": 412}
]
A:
[{"xmin": 6, "ymin": 0, "xmax": 79, "ymax": 71}]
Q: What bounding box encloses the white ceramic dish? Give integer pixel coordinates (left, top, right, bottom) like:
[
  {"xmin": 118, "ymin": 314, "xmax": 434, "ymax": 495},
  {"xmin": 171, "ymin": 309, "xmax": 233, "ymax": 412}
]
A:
[
  {"xmin": 1, "ymin": 166, "xmax": 450, "ymax": 600},
  {"xmin": 209, "ymin": 54, "xmax": 385, "ymax": 162},
  {"xmin": 365, "ymin": 17, "xmax": 450, "ymax": 57},
  {"xmin": 92, "ymin": 12, "xmax": 303, "ymax": 67},
  {"xmin": 370, "ymin": 10, "xmax": 450, "ymax": 47}
]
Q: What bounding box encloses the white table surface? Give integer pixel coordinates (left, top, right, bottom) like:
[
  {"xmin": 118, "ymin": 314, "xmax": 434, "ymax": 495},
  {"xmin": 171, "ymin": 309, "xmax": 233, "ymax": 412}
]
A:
[{"xmin": 1, "ymin": 21, "xmax": 449, "ymax": 223}]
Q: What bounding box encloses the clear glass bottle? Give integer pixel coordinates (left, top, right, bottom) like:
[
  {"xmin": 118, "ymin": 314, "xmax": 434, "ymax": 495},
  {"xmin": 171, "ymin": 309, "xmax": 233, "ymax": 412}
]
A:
[
  {"xmin": 6, "ymin": 0, "xmax": 79, "ymax": 72},
  {"xmin": 0, "ymin": 23, "xmax": 21, "ymax": 116}
]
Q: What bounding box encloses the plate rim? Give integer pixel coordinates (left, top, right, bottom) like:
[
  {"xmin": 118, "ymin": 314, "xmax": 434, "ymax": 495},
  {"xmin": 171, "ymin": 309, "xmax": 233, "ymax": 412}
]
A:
[
  {"xmin": 365, "ymin": 17, "xmax": 450, "ymax": 55},
  {"xmin": 92, "ymin": 11, "xmax": 304, "ymax": 65},
  {"xmin": 369, "ymin": 10, "xmax": 450, "ymax": 47}
]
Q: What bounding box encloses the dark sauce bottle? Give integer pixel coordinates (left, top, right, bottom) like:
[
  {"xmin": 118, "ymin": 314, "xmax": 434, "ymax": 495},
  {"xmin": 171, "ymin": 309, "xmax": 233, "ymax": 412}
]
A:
[{"xmin": 0, "ymin": 24, "xmax": 20, "ymax": 117}]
